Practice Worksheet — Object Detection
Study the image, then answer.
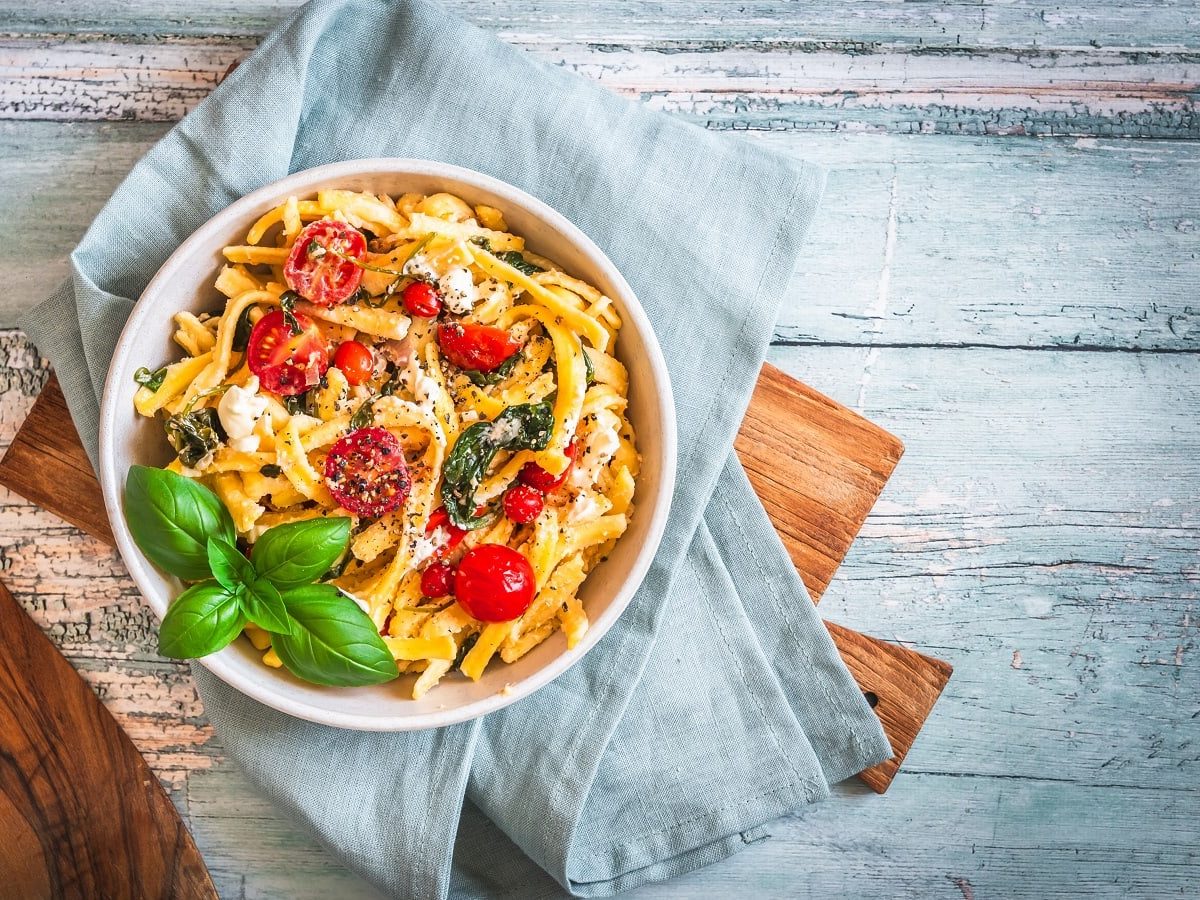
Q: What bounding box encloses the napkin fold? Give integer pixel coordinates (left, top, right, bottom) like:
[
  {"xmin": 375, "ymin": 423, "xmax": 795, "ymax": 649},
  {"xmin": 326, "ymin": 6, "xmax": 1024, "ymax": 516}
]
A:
[{"xmin": 21, "ymin": 1, "xmax": 891, "ymax": 895}]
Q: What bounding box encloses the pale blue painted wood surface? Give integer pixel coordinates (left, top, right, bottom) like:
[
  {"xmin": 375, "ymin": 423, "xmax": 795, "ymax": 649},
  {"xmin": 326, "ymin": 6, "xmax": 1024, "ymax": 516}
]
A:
[{"xmin": 0, "ymin": 3, "xmax": 1196, "ymax": 898}]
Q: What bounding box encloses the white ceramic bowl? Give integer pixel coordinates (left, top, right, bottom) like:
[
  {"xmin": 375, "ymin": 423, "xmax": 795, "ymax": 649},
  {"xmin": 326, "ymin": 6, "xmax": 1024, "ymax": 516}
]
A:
[{"xmin": 99, "ymin": 159, "xmax": 676, "ymax": 731}]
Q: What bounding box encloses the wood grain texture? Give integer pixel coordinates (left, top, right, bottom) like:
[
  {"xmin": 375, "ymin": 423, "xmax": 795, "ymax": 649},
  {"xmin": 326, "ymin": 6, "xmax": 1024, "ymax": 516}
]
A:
[
  {"xmin": 0, "ymin": 364, "xmax": 946, "ymax": 797},
  {"xmin": 0, "ymin": 580, "xmax": 216, "ymax": 899},
  {"xmin": 1, "ymin": 36, "xmax": 1195, "ymax": 138},
  {"xmin": 737, "ymin": 364, "xmax": 904, "ymax": 600},
  {"xmin": 0, "ymin": 375, "xmax": 111, "ymax": 544},
  {"xmin": 824, "ymin": 621, "xmax": 952, "ymax": 792},
  {"xmin": 3, "ymin": 0, "xmax": 1200, "ymax": 47},
  {"xmin": 4, "ymin": 126, "xmax": 1199, "ymax": 347},
  {"xmin": 2, "ymin": 0, "xmax": 1198, "ymax": 895}
]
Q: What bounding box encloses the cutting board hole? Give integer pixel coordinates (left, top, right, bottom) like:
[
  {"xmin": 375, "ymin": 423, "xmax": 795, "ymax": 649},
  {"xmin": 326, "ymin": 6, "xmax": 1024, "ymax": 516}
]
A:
[{"xmin": 863, "ymin": 691, "xmax": 879, "ymax": 708}]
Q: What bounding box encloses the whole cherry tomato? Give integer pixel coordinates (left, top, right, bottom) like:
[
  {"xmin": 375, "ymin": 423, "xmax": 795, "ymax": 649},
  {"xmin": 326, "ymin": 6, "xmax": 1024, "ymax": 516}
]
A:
[
  {"xmin": 246, "ymin": 308, "xmax": 329, "ymax": 396},
  {"xmin": 283, "ymin": 220, "xmax": 366, "ymax": 307},
  {"xmin": 502, "ymin": 484, "xmax": 544, "ymax": 524},
  {"xmin": 453, "ymin": 544, "xmax": 536, "ymax": 622},
  {"xmin": 402, "ymin": 281, "xmax": 443, "ymax": 318},
  {"xmin": 420, "ymin": 562, "xmax": 455, "ymax": 599},
  {"xmin": 332, "ymin": 340, "xmax": 374, "ymax": 385},
  {"xmin": 324, "ymin": 427, "xmax": 411, "ymax": 517},
  {"xmin": 519, "ymin": 441, "xmax": 577, "ymax": 492},
  {"xmin": 436, "ymin": 323, "xmax": 520, "ymax": 372}
]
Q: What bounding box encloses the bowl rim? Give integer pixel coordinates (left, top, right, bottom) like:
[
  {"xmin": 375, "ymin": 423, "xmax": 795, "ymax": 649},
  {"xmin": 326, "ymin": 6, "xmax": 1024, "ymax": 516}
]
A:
[{"xmin": 98, "ymin": 158, "xmax": 677, "ymax": 731}]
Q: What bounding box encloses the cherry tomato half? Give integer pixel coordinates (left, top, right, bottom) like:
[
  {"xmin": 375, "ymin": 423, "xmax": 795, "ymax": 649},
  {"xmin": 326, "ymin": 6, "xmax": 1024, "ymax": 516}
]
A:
[
  {"xmin": 333, "ymin": 340, "xmax": 374, "ymax": 385},
  {"xmin": 246, "ymin": 309, "xmax": 330, "ymax": 396},
  {"xmin": 420, "ymin": 562, "xmax": 455, "ymax": 599},
  {"xmin": 425, "ymin": 506, "xmax": 467, "ymax": 553},
  {"xmin": 503, "ymin": 484, "xmax": 544, "ymax": 524},
  {"xmin": 402, "ymin": 281, "xmax": 443, "ymax": 318},
  {"xmin": 436, "ymin": 323, "xmax": 520, "ymax": 373},
  {"xmin": 283, "ymin": 220, "xmax": 367, "ymax": 307},
  {"xmin": 519, "ymin": 441, "xmax": 578, "ymax": 492},
  {"xmin": 324, "ymin": 427, "xmax": 411, "ymax": 517},
  {"xmin": 453, "ymin": 544, "xmax": 536, "ymax": 622}
]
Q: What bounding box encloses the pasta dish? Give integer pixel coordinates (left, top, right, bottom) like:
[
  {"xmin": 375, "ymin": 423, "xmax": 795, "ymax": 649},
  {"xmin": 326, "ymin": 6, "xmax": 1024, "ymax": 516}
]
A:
[{"xmin": 130, "ymin": 188, "xmax": 638, "ymax": 697}]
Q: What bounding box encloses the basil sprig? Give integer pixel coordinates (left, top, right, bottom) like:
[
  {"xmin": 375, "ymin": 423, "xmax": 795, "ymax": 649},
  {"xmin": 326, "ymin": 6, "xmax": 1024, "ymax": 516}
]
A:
[
  {"xmin": 123, "ymin": 466, "xmax": 397, "ymax": 686},
  {"xmin": 442, "ymin": 401, "xmax": 554, "ymax": 530}
]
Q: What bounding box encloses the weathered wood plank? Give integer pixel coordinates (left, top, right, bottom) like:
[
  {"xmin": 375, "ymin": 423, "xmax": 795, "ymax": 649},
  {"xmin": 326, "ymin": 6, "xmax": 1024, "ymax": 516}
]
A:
[
  {"xmin": 3, "ymin": 123, "xmax": 1197, "ymax": 351},
  {"xmin": 2, "ymin": 0, "xmax": 1199, "ymax": 49},
  {"xmin": 1, "ymin": 37, "xmax": 1195, "ymax": 137}
]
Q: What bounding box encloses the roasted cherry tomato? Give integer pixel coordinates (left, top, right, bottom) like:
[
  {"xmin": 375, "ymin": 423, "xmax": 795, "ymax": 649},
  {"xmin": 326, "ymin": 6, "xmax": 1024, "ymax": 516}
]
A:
[
  {"xmin": 453, "ymin": 544, "xmax": 536, "ymax": 622},
  {"xmin": 425, "ymin": 506, "xmax": 467, "ymax": 553},
  {"xmin": 502, "ymin": 484, "xmax": 544, "ymax": 524},
  {"xmin": 324, "ymin": 427, "xmax": 411, "ymax": 517},
  {"xmin": 246, "ymin": 309, "xmax": 329, "ymax": 396},
  {"xmin": 283, "ymin": 220, "xmax": 367, "ymax": 307},
  {"xmin": 436, "ymin": 323, "xmax": 520, "ymax": 372},
  {"xmin": 519, "ymin": 441, "xmax": 578, "ymax": 492},
  {"xmin": 402, "ymin": 281, "xmax": 443, "ymax": 318},
  {"xmin": 332, "ymin": 340, "xmax": 374, "ymax": 385},
  {"xmin": 420, "ymin": 561, "xmax": 455, "ymax": 599}
]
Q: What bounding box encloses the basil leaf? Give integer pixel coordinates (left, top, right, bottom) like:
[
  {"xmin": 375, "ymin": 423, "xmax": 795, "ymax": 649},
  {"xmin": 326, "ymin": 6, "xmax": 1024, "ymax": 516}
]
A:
[
  {"xmin": 242, "ymin": 579, "xmax": 294, "ymax": 634},
  {"xmin": 125, "ymin": 465, "xmax": 235, "ymax": 580},
  {"xmin": 206, "ymin": 536, "xmax": 253, "ymax": 592},
  {"xmin": 496, "ymin": 250, "xmax": 544, "ymax": 276},
  {"xmin": 158, "ymin": 581, "xmax": 245, "ymax": 659},
  {"xmin": 134, "ymin": 365, "xmax": 167, "ymax": 392},
  {"xmin": 272, "ymin": 584, "xmax": 398, "ymax": 686},
  {"xmin": 164, "ymin": 407, "xmax": 225, "ymax": 468},
  {"xmin": 442, "ymin": 401, "xmax": 554, "ymax": 530},
  {"xmin": 464, "ymin": 350, "xmax": 521, "ymax": 387},
  {"xmin": 251, "ymin": 517, "xmax": 351, "ymax": 590}
]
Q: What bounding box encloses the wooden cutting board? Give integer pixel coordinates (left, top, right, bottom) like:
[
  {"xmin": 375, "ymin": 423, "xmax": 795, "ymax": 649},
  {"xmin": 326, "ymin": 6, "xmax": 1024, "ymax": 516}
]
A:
[{"xmin": 0, "ymin": 577, "xmax": 216, "ymax": 898}]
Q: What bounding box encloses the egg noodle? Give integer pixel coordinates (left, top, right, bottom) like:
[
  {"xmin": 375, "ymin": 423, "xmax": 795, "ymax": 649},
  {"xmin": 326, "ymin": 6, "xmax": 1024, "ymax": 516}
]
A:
[{"xmin": 133, "ymin": 189, "xmax": 638, "ymax": 698}]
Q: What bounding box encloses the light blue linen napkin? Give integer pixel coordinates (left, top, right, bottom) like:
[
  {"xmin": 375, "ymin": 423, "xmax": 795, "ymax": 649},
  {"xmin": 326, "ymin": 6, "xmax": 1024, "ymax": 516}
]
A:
[{"xmin": 21, "ymin": 1, "xmax": 891, "ymax": 895}]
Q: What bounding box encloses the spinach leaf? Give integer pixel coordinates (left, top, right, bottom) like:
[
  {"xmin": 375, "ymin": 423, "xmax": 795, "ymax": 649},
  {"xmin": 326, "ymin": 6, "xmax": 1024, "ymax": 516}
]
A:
[
  {"xmin": 442, "ymin": 401, "xmax": 554, "ymax": 529},
  {"xmin": 134, "ymin": 366, "xmax": 168, "ymax": 393},
  {"xmin": 378, "ymin": 364, "xmax": 402, "ymax": 396},
  {"xmin": 242, "ymin": 578, "xmax": 294, "ymax": 635},
  {"xmin": 251, "ymin": 517, "xmax": 351, "ymax": 590},
  {"xmin": 348, "ymin": 397, "xmax": 375, "ymax": 430},
  {"xmin": 271, "ymin": 584, "xmax": 398, "ymax": 686},
  {"xmin": 583, "ymin": 348, "xmax": 596, "ymax": 386},
  {"xmin": 165, "ymin": 407, "xmax": 225, "ymax": 469},
  {"xmin": 206, "ymin": 536, "xmax": 254, "ymax": 592},
  {"xmin": 231, "ymin": 304, "xmax": 258, "ymax": 352},
  {"xmin": 125, "ymin": 465, "xmax": 235, "ymax": 580},
  {"xmin": 453, "ymin": 632, "xmax": 479, "ymax": 670},
  {"xmin": 464, "ymin": 350, "xmax": 521, "ymax": 387},
  {"xmin": 471, "ymin": 237, "xmax": 544, "ymax": 276},
  {"xmin": 157, "ymin": 581, "xmax": 245, "ymax": 659},
  {"xmin": 279, "ymin": 290, "xmax": 303, "ymax": 335},
  {"xmin": 496, "ymin": 250, "xmax": 544, "ymax": 276}
]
